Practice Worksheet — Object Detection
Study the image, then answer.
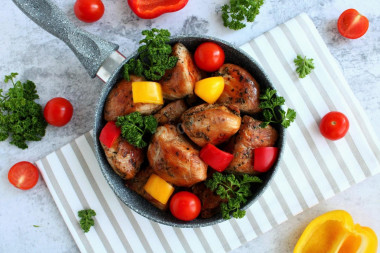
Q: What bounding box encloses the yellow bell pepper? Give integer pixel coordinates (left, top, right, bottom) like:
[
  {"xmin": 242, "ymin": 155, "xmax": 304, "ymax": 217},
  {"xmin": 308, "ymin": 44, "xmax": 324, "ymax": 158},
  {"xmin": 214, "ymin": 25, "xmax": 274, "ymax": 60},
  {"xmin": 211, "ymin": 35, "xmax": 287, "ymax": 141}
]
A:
[
  {"xmin": 294, "ymin": 210, "xmax": 378, "ymax": 253},
  {"xmin": 194, "ymin": 76, "xmax": 224, "ymax": 104},
  {"xmin": 132, "ymin": 82, "xmax": 164, "ymax": 104},
  {"xmin": 143, "ymin": 174, "xmax": 174, "ymax": 205}
]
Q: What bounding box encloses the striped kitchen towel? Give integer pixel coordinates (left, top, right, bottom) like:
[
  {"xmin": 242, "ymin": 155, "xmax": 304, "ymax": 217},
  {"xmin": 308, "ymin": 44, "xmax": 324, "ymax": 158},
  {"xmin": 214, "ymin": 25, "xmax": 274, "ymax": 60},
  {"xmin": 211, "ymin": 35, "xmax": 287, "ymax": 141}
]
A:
[{"xmin": 36, "ymin": 13, "xmax": 380, "ymax": 253}]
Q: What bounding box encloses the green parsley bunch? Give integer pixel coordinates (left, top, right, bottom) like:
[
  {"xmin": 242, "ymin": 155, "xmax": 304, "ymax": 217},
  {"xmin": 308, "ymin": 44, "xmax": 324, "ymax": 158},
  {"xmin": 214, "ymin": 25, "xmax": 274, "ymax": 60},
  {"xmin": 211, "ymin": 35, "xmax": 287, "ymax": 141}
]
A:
[
  {"xmin": 116, "ymin": 111, "xmax": 158, "ymax": 148},
  {"xmin": 205, "ymin": 172, "xmax": 262, "ymax": 219},
  {"xmin": 124, "ymin": 28, "xmax": 178, "ymax": 81},
  {"xmin": 222, "ymin": 0, "xmax": 264, "ymax": 30},
  {"xmin": 259, "ymin": 88, "xmax": 296, "ymax": 128},
  {"xmin": 294, "ymin": 55, "xmax": 315, "ymax": 78},
  {"xmin": 78, "ymin": 209, "xmax": 96, "ymax": 233},
  {"xmin": 0, "ymin": 73, "xmax": 47, "ymax": 149}
]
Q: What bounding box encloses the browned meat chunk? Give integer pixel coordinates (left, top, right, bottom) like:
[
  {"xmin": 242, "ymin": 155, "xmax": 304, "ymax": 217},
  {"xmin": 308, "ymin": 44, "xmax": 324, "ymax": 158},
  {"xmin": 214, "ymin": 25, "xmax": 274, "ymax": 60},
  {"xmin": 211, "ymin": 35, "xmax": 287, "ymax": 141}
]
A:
[
  {"xmin": 101, "ymin": 136, "xmax": 145, "ymax": 180},
  {"xmin": 226, "ymin": 116, "xmax": 278, "ymax": 174},
  {"xmin": 147, "ymin": 124, "xmax": 207, "ymax": 187},
  {"xmin": 181, "ymin": 104, "xmax": 241, "ymax": 147},
  {"xmin": 192, "ymin": 182, "xmax": 225, "ymax": 218},
  {"xmin": 154, "ymin": 100, "xmax": 188, "ymax": 125},
  {"xmin": 104, "ymin": 76, "xmax": 163, "ymax": 121},
  {"xmin": 216, "ymin": 64, "xmax": 261, "ymax": 114},
  {"xmin": 125, "ymin": 167, "xmax": 167, "ymax": 210},
  {"xmin": 160, "ymin": 43, "xmax": 201, "ymax": 100}
]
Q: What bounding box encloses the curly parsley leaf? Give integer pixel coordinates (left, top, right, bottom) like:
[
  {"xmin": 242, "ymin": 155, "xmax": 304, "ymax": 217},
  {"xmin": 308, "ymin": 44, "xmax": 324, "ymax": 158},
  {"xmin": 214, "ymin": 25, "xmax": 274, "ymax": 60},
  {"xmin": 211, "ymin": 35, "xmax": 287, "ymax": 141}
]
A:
[
  {"xmin": 259, "ymin": 88, "xmax": 296, "ymax": 128},
  {"xmin": 0, "ymin": 73, "xmax": 47, "ymax": 149},
  {"xmin": 124, "ymin": 28, "xmax": 178, "ymax": 81},
  {"xmin": 78, "ymin": 209, "xmax": 96, "ymax": 233},
  {"xmin": 116, "ymin": 112, "xmax": 158, "ymax": 148},
  {"xmin": 294, "ymin": 55, "xmax": 315, "ymax": 78},
  {"xmin": 205, "ymin": 173, "xmax": 262, "ymax": 220},
  {"xmin": 221, "ymin": 0, "xmax": 264, "ymax": 30}
]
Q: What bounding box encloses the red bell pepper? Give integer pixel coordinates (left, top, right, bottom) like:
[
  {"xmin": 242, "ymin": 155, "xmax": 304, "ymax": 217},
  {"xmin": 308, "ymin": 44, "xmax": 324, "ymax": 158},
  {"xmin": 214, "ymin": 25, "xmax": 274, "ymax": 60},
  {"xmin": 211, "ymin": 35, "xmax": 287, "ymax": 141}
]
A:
[
  {"xmin": 253, "ymin": 147, "xmax": 278, "ymax": 173},
  {"xmin": 127, "ymin": 0, "xmax": 189, "ymax": 19},
  {"xmin": 199, "ymin": 144, "xmax": 234, "ymax": 172},
  {"xmin": 99, "ymin": 121, "xmax": 121, "ymax": 148}
]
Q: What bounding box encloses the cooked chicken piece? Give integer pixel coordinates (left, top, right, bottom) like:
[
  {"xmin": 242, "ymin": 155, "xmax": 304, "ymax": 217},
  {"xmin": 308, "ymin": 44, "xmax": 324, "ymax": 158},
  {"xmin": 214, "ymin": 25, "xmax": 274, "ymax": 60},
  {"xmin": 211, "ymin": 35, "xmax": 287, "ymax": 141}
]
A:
[
  {"xmin": 192, "ymin": 182, "xmax": 225, "ymax": 218},
  {"xmin": 101, "ymin": 136, "xmax": 145, "ymax": 180},
  {"xmin": 125, "ymin": 167, "xmax": 168, "ymax": 210},
  {"xmin": 181, "ymin": 104, "xmax": 241, "ymax": 147},
  {"xmin": 226, "ymin": 116, "xmax": 278, "ymax": 174},
  {"xmin": 160, "ymin": 43, "xmax": 201, "ymax": 100},
  {"xmin": 104, "ymin": 75, "xmax": 163, "ymax": 121},
  {"xmin": 147, "ymin": 124, "xmax": 207, "ymax": 187},
  {"xmin": 216, "ymin": 63, "xmax": 261, "ymax": 114},
  {"xmin": 154, "ymin": 100, "xmax": 188, "ymax": 125}
]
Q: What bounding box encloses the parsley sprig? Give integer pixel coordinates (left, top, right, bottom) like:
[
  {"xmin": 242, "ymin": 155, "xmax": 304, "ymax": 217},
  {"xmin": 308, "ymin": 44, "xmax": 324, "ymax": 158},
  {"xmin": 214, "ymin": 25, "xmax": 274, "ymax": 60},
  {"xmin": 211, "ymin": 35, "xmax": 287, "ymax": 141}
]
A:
[
  {"xmin": 0, "ymin": 73, "xmax": 47, "ymax": 149},
  {"xmin": 294, "ymin": 55, "xmax": 315, "ymax": 78},
  {"xmin": 221, "ymin": 0, "xmax": 264, "ymax": 30},
  {"xmin": 116, "ymin": 112, "xmax": 158, "ymax": 148},
  {"xmin": 78, "ymin": 209, "xmax": 96, "ymax": 233},
  {"xmin": 259, "ymin": 88, "xmax": 296, "ymax": 128},
  {"xmin": 205, "ymin": 172, "xmax": 262, "ymax": 219},
  {"xmin": 124, "ymin": 28, "xmax": 178, "ymax": 81}
]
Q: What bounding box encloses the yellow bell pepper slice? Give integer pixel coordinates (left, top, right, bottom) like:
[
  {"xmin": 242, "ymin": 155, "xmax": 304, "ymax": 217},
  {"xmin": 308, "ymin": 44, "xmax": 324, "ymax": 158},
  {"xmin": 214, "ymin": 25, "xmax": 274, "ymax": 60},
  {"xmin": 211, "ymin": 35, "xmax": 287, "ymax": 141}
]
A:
[
  {"xmin": 132, "ymin": 82, "xmax": 164, "ymax": 104},
  {"xmin": 194, "ymin": 76, "xmax": 224, "ymax": 104},
  {"xmin": 294, "ymin": 210, "xmax": 378, "ymax": 253},
  {"xmin": 143, "ymin": 174, "xmax": 174, "ymax": 205}
]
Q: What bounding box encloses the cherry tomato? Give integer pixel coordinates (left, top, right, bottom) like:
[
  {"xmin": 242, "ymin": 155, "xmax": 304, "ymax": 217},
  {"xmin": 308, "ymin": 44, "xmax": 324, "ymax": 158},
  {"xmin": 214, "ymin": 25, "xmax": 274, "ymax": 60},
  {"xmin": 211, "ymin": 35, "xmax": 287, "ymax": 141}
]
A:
[
  {"xmin": 337, "ymin": 9, "xmax": 369, "ymax": 39},
  {"xmin": 194, "ymin": 42, "xmax": 225, "ymax": 72},
  {"xmin": 74, "ymin": 0, "xmax": 105, "ymax": 23},
  {"xmin": 44, "ymin": 97, "xmax": 73, "ymax": 127},
  {"xmin": 253, "ymin": 147, "xmax": 279, "ymax": 173},
  {"xmin": 169, "ymin": 191, "xmax": 201, "ymax": 221},
  {"xmin": 8, "ymin": 161, "xmax": 39, "ymax": 190},
  {"xmin": 320, "ymin": 111, "xmax": 349, "ymax": 140}
]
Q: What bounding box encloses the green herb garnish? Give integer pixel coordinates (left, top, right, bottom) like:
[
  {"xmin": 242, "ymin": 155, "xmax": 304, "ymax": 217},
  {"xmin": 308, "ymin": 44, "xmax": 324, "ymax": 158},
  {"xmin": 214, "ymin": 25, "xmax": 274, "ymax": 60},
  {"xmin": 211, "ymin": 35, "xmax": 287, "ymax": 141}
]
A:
[
  {"xmin": 0, "ymin": 73, "xmax": 47, "ymax": 149},
  {"xmin": 116, "ymin": 112, "xmax": 158, "ymax": 148},
  {"xmin": 124, "ymin": 28, "xmax": 178, "ymax": 81},
  {"xmin": 78, "ymin": 209, "xmax": 96, "ymax": 233},
  {"xmin": 221, "ymin": 0, "xmax": 264, "ymax": 30},
  {"xmin": 259, "ymin": 88, "xmax": 296, "ymax": 128},
  {"xmin": 33, "ymin": 225, "xmax": 40, "ymax": 227},
  {"xmin": 205, "ymin": 172, "xmax": 262, "ymax": 220},
  {"xmin": 294, "ymin": 55, "xmax": 315, "ymax": 78}
]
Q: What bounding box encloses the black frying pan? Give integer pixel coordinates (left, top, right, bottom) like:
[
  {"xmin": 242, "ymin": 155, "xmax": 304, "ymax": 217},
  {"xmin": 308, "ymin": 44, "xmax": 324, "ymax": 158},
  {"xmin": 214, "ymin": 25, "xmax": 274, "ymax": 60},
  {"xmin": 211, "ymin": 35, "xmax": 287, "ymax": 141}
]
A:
[{"xmin": 13, "ymin": 0, "xmax": 284, "ymax": 228}]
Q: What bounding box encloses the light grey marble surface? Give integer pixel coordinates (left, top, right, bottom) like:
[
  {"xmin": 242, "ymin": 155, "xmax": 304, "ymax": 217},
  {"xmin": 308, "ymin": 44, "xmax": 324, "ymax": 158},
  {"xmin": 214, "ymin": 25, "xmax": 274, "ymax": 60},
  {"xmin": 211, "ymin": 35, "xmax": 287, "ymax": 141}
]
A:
[{"xmin": 1, "ymin": 0, "xmax": 379, "ymax": 252}]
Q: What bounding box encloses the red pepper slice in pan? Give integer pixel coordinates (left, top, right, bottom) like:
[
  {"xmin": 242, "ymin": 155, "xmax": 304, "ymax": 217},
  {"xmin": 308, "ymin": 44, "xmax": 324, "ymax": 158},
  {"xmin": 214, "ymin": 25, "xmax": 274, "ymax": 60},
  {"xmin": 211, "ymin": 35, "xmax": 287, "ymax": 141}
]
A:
[
  {"xmin": 128, "ymin": 0, "xmax": 189, "ymax": 19},
  {"xmin": 199, "ymin": 143, "xmax": 234, "ymax": 172},
  {"xmin": 99, "ymin": 121, "xmax": 121, "ymax": 148}
]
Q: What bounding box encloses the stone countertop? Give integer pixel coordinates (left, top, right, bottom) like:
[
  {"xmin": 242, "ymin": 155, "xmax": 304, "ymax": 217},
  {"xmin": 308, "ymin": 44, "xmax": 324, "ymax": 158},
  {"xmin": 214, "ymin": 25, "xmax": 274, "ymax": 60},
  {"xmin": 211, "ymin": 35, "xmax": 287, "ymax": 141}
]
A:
[{"xmin": 1, "ymin": 0, "xmax": 379, "ymax": 252}]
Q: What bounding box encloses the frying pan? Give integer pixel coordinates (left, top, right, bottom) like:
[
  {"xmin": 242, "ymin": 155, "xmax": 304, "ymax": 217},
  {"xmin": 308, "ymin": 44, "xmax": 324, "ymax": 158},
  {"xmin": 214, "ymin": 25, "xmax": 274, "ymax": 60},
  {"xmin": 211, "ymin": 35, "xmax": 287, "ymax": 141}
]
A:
[{"xmin": 13, "ymin": 0, "xmax": 285, "ymax": 227}]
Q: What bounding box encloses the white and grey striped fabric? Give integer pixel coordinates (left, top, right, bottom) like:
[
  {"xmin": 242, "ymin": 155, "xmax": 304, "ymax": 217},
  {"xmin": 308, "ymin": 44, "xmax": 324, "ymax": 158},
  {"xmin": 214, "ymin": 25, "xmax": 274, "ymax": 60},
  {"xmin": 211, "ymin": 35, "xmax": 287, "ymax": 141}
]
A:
[{"xmin": 36, "ymin": 13, "xmax": 380, "ymax": 253}]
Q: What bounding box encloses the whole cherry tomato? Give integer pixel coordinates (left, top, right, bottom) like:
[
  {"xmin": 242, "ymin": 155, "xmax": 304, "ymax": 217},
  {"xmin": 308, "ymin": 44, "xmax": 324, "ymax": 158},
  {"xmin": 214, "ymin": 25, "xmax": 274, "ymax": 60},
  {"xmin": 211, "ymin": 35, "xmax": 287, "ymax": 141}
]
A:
[
  {"xmin": 44, "ymin": 97, "xmax": 73, "ymax": 127},
  {"xmin": 74, "ymin": 0, "xmax": 105, "ymax": 23},
  {"xmin": 194, "ymin": 42, "xmax": 225, "ymax": 72},
  {"xmin": 8, "ymin": 161, "xmax": 39, "ymax": 190},
  {"xmin": 337, "ymin": 9, "xmax": 369, "ymax": 39},
  {"xmin": 253, "ymin": 147, "xmax": 279, "ymax": 173},
  {"xmin": 170, "ymin": 191, "xmax": 201, "ymax": 221},
  {"xmin": 319, "ymin": 111, "xmax": 349, "ymax": 140}
]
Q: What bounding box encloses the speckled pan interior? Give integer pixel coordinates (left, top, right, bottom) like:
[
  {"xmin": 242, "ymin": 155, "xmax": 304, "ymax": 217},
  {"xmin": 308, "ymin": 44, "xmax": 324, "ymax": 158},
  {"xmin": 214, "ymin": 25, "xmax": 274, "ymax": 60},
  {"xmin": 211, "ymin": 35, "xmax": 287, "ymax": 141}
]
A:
[{"xmin": 94, "ymin": 36, "xmax": 285, "ymax": 228}]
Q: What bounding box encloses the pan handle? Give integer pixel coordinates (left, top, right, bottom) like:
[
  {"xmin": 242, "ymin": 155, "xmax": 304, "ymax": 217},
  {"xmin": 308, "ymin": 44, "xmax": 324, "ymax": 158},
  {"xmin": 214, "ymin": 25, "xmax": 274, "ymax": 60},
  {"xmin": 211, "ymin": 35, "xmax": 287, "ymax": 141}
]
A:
[{"xmin": 12, "ymin": 0, "xmax": 119, "ymax": 78}]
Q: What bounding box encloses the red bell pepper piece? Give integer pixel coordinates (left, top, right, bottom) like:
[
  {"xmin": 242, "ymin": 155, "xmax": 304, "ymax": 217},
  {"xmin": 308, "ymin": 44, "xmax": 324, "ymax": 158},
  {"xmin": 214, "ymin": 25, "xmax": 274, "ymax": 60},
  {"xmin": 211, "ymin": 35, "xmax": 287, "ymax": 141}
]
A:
[
  {"xmin": 127, "ymin": 0, "xmax": 189, "ymax": 19},
  {"xmin": 99, "ymin": 121, "xmax": 121, "ymax": 148},
  {"xmin": 253, "ymin": 147, "xmax": 279, "ymax": 173},
  {"xmin": 199, "ymin": 143, "xmax": 234, "ymax": 172}
]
